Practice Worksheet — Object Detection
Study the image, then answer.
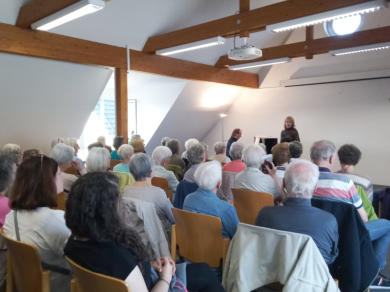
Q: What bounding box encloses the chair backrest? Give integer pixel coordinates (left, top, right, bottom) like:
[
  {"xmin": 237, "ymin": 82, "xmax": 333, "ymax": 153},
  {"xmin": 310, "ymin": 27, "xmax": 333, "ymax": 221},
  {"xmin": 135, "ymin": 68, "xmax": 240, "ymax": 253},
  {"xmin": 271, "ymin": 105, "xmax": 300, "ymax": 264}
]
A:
[
  {"xmin": 65, "ymin": 166, "xmax": 79, "ymax": 176},
  {"xmin": 66, "ymin": 257, "xmax": 129, "ymax": 292},
  {"xmin": 172, "ymin": 208, "xmax": 229, "ymax": 268},
  {"xmin": 0, "ymin": 231, "xmax": 50, "ymax": 292},
  {"xmin": 232, "ymin": 188, "xmax": 274, "ymax": 225},
  {"xmin": 151, "ymin": 177, "xmax": 169, "ymax": 191},
  {"xmin": 56, "ymin": 192, "xmax": 67, "ymax": 211},
  {"xmin": 110, "ymin": 160, "xmax": 121, "ymax": 170}
]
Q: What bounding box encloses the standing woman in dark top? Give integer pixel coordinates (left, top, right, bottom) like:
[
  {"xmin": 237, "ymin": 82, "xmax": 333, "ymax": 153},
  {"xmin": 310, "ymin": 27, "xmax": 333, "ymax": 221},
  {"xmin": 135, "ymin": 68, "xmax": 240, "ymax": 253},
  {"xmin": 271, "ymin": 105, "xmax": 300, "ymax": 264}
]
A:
[
  {"xmin": 64, "ymin": 172, "xmax": 224, "ymax": 292},
  {"xmin": 280, "ymin": 116, "xmax": 300, "ymax": 143}
]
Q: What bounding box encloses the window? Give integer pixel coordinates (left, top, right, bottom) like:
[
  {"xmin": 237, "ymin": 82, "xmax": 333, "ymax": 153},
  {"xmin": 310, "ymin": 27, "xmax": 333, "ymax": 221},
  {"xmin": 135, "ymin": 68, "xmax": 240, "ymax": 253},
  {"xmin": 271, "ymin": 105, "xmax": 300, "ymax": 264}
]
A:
[{"xmin": 324, "ymin": 14, "xmax": 362, "ymax": 36}]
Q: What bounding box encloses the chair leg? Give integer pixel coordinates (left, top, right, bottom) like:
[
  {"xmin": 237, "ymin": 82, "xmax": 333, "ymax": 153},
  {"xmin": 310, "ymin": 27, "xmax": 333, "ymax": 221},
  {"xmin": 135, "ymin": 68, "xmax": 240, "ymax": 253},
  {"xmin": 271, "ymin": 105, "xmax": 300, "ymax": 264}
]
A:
[
  {"xmin": 41, "ymin": 271, "xmax": 50, "ymax": 292},
  {"xmin": 6, "ymin": 253, "xmax": 13, "ymax": 292}
]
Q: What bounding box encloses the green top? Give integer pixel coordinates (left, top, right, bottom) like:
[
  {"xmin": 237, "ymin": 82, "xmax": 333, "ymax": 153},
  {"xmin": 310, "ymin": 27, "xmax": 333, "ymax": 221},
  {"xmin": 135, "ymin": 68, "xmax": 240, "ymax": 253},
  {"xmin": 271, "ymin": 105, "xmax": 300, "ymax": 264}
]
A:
[{"xmin": 356, "ymin": 184, "xmax": 378, "ymax": 221}]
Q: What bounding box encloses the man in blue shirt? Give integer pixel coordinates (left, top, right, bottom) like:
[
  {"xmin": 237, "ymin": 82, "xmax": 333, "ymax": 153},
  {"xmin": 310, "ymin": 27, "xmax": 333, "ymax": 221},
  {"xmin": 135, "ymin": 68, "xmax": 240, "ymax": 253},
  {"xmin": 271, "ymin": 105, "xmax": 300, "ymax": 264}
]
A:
[
  {"xmin": 256, "ymin": 159, "xmax": 339, "ymax": 265},
  {"xmin": 183, "ymin": 161, "xmax": 239, "ymax": 239}
]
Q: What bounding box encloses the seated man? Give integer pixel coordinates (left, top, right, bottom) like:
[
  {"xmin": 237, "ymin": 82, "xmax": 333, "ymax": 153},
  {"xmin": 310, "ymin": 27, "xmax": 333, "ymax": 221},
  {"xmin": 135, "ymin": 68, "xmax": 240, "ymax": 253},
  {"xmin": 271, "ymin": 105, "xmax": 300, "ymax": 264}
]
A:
[
  {"xmin": 311, "ymin": 140, "xmax": 390, "ymax": 273},
  {"xmin": 256, "ymin": 160, "xmax": 339, "ymax": 265},
  {"xmin": 183, "ymin": 161, "xmax": 239, "ymax": 239},
  {"xmin": 235, "ymin": 144, "xmax": 279, "ymax": 197}
]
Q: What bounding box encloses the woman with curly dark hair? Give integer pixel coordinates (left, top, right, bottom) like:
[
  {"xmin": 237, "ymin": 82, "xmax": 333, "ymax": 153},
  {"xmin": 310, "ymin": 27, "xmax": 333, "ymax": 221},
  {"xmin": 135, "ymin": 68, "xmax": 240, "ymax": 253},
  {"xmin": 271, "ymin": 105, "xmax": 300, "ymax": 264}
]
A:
[{"xmin": 64, "ymin": 172, "xmax": 224, "ymax": 292}]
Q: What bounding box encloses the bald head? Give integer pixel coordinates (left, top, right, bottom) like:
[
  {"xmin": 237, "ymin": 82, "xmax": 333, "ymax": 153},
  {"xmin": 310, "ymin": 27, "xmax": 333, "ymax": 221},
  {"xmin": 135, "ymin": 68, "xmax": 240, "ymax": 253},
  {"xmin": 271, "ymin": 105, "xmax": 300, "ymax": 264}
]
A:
[
  {"xmin": 284, "ymin": 159, "xmax": 319, "ymax": 199},
  {"xmin": 310, "ymin": 140, "xmax": 336, "ymax": 165}
]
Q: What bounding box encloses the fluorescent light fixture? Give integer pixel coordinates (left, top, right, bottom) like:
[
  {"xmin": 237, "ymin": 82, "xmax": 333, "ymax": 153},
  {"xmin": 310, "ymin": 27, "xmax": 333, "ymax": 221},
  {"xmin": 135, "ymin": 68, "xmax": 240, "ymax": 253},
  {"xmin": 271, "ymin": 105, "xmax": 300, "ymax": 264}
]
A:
[
  {"xmin": 31, "ymin": 0, "xmax": 105, "ymax": 31},
  {"xmin": 229, "ymin": 57, "xmax": 291, "ymax": 70},
  {"xmin": 267, "ymin": 0, "xmax": 386, "ymax": 33},
  {"xmin": 156, "ymin": 36, "xmax": 226, "ymax": 56},
  {"xmin": 330, "ymin": 42, "xmax": 390, "ymax": 56}
]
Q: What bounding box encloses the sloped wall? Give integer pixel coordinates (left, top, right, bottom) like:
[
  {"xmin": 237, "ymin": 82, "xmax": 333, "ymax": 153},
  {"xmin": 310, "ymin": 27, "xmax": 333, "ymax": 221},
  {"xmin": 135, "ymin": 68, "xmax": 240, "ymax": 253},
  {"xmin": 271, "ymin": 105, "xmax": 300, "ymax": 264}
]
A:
[{"xmin": 0, "ymin": 53, "xmax": 112, "ymax": 154}]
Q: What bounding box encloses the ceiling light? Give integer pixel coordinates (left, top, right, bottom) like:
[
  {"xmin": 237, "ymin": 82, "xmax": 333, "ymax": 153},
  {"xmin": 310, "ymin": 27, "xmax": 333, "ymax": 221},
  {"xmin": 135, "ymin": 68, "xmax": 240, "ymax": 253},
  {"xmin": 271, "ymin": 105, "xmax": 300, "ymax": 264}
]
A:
[
  {"xmin": 329, "ymin": 42, "xmax": 390, "ymax": 56},
  {"xmin": 229, "ymin": 57, "xmax": 291, "ymax": 70},
  {"xmin": 31, "ymin": 0, "xmax": 105, "ymax": 31},
  {"xmin": 156, "ymin": 37, "xmax": 226, "ymax": 56},
  {"xmin": 324, "ymin": 14, "xmax": 362, "ymax": 36},
  {"xmin": 219, "ymin": 113, "xmax": 228, "ymax": 118},
  {"xmin": 266, "ymin": 0, "xmax": 386, "ymax": 33}
]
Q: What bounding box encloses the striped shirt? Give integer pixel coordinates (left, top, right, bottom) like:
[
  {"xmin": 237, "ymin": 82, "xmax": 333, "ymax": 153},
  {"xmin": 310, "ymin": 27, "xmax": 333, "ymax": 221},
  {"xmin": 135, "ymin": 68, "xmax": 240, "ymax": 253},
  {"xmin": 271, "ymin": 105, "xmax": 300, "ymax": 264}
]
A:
[{"xmin": 313, "ymin": 167, "xmax": 363, "ymax": 209}]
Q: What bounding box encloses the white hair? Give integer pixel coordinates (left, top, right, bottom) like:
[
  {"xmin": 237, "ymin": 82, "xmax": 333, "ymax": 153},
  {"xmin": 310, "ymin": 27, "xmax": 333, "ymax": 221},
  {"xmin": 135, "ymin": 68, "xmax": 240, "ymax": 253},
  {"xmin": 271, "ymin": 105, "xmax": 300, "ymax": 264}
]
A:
[
  {"xmin": 50, "ymin": 143, "xmax": 74, "ymax": 165},
  {"xmin": 2, "ymin": 143, "xmax": 21, "ymax": 154},
  {"xmin": 184, "ymin": 138, "xmax": 199, "ymax": 151},
  {"xmin": 118, "ymin": 144, "xmax": 134, "ymax": 161},
  {"xmin": 229, "ymin": 142, "xmax": 244, "ymax": 160},
  {"xmin": 64, "ymin": 137, "xmax": 78, "ymax": 148},
  {"xmin": 284, "ymin": 159, "xmax": 319, "ymax": 198},
  {"xmin": 50, "ymin": 138, "xmax": 64, "ymax": 149},
  {"xmin": 97, "ymin": 136, "xmax": 106, "ymax": 146},
  {"xmin": 194, "ymin": 161, "xmax": 222, "ymax": 191},
  {"xmin": 86, "ymin": 147, "xmax": 110, "ymax": 172},
  {"xmin": 214, "ymin": 142, "xmax": 226, "ymax": 155},
  {"xmin": 152, "ymin": 146, "xmax": 172, "ymax": 165},
  {"xmin": 310, "ymin": 140, "xmax": 336, "ymax": 164},
  {"xmin": 242, "ymin": 144, "xmax": 265, "ymax": 168}
]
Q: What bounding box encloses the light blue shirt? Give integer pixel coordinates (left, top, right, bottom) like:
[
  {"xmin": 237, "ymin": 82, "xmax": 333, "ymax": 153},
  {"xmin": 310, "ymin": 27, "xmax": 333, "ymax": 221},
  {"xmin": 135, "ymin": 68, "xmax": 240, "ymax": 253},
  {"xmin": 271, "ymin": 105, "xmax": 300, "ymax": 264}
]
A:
[
  {"xmin": 113, "ymin": 163, "xmax": 130, "ymax": 173},
  {"xmin": 183, "ymin": 188, "xmax": 239, "ymax": 238}
]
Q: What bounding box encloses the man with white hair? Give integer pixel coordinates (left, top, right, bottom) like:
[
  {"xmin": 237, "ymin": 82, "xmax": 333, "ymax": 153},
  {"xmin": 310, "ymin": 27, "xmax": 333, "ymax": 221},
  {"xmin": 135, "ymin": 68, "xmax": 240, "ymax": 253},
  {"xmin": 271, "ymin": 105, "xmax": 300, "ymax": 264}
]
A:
[
  {"xmin": 234, "ymin": 144, "xmax": 279, "ymax": 197},
  {"xmin": 183, "ymin": 161, "xmax": 239, "ymax": 238},
  {"xmin": 311, "ymin": 140, "xmax": 390, "ymax": 273},
  {"xmin": 256, "ymin": 160, "xmax": 339, "ymax": 264},
  {"xmin": 152, "ymin": 146, "xmax": 179, "ymax": 193}
]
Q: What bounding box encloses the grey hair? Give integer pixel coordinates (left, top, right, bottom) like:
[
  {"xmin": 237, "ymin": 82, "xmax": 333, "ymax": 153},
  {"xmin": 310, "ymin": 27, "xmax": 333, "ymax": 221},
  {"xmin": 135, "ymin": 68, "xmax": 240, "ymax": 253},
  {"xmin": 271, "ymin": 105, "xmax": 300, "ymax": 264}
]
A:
[
  {"xmin": 0, "ymin": 152, "xmax": 16, "ymax": 192},
  {"xmin": 284, "ymin": 159, "xmax": 319, "ymax": 198},
  {"xmin": 3, "ymin": 143, "xmax": 21, "ymax": 154},
  {"xmin": 214, "ymin": 142, "xmax": 226, "ymax": 155},
  {"xmin": 310, "ymin": 140, "xmax": 336, "ymax": 164},
  {"xmin": 242, "ymin": 144, "xmax": 265, "ymax": 168},
  {"xmin": 118, "ymin": 144, "xmax": 134, "ymax": 161},
  {"xmin": 167, "ymin": 139, "xmax": 180, "ymax": 155},
  {"xmin": 289, "ymin": 141, "xmax": 303, "ymax": 159},
  {"xmin": 131, "ymin": 134, "xmax": 142, "ymax": 142},
  {"xmin": 161, "ymin": 137, "xmax": 170, "ymax": 146},
  {"xmin": 86, "ymin": 147, "xmax": 111, "ymax": 172},
  {"xmin": 64, "ymin": 137, "xmax": 78, "ymax": 148},
  {"xmin": 152, "ymin": 146, "xmax": 172, "ymax": 166},
  {"xmin": 194, "ymin": 161, "xmax": 222, "ymax": 191},
  {"xmin": 129, "ymin": 153, "xmax": 152, "ymax": 181},
  {"xmin": 187, "ymin": 143, "xmax": 205, "ymax": 165},
  {"xmin": 50, "ymin": 143, "xmax": 74, "ymax": 165},
  {"xmin": 229, "ymin": 142, "xmax": 245, "ymax": 161},
  {"xmin": 97, "ymin": 136, "xmax": 106, "ymax": 146},
  {"xmin": 50, "ymin": 138, "xmax": 64, "ymax": 149},
  {"xmin": 184, "ymin": 138, "xmax": 199, "ymax": 151}
]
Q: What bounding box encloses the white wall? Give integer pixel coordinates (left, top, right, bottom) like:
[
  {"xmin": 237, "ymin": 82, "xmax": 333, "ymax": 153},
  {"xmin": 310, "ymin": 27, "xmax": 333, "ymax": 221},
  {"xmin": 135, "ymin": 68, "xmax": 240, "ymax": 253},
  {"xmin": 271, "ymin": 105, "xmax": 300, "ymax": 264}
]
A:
[{"xmin": 203, "ymin": 78, "xmax": 390, "ymax": 185}]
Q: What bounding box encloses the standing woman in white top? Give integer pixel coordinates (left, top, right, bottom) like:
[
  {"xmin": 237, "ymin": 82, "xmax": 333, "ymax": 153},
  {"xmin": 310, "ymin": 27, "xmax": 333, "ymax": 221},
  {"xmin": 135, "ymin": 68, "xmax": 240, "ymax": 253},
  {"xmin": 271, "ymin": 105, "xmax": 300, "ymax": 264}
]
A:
[{"xmin": 3, "ymin": 155, "xmax": 72, "ymax": 292}]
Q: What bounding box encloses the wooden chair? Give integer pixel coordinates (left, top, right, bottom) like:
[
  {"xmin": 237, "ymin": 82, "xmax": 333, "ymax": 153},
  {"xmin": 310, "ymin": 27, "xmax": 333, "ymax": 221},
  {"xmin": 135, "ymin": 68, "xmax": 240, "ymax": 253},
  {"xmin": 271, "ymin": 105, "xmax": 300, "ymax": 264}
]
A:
[
  {"xmin": 231, "ymin": 188, "xmax": 274, "ymax": 225},
  {"xmin": 151, "ymin": 177, "xmax": 172, "ymax": 202},
  {"xmin": 66, "ymin": 257, "xmax": 129, "ymax": 292},
  {"xmin": 0, "ymin": 231, "xmax": 50, "ymax": 292},
  {"xmin": 110, "ymin": 160, "xmax": 121, "ymax": 170},
  {"xmin": 171, "ymin": 208, "xmax": 230, "ymax": 269},
  {"xmin": 56, "ymin": 192, "xmax": 67, "ymax": 211},
  {"xmin": 65, "ymin": 166, "xmax": 79, "ymax": 176}
]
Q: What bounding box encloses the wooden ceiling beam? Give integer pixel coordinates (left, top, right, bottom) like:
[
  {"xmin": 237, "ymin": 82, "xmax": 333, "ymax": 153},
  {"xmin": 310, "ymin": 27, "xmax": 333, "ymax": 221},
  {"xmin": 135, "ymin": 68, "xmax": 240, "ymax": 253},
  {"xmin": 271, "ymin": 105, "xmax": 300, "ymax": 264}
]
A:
[
  {"xmin": 215, "ymin": 25, "xmax": 390, "ymax": 67},
  {"xmin": 0, "ymin": 23, "xmax": 258, "ymax": 88},
  {"xmin": 16, "ymin": 0, "xmax": 80, "ymax": 28},
  {"xmin": 143, "ymin": 0, "xmax": 375, "ymax": 53}
]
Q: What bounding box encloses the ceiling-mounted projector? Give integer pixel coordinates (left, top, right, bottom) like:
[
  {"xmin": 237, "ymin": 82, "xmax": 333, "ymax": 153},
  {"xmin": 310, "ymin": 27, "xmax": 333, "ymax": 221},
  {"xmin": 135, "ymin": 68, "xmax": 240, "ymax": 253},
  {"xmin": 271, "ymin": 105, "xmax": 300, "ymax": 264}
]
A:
[{"xmin": 228, "ymin": 45, "xmax": 262, "ymax": 61}]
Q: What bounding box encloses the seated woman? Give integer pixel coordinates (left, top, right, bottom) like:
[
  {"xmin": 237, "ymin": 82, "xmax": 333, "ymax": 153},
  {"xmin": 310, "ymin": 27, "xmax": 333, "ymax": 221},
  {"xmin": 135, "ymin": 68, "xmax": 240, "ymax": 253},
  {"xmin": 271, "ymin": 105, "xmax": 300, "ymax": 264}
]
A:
[
  {"xmin": 86, "ymin": 147, "xmax": 111, "ymax": 172},
  {"xmin": 222, "ymin": 142, "xmax": 246, "ymax": 173},
  {"xmin": 65, "ymin": 172, "xmax": 224, "ymax": 292},
  {"xmin": 3, "ymin": 155, "xmax": 71, "ymax": 292},
  {"xmin": 183, "ymin": 143, "xmax": 205, "ymax": 183},
  {"xmin": 152, "ymin": 146, "xmax": 179, "ymax": 193},
  {"xmin": 111, "ymin": 136, "xmax": 124, "ymax": 160},
  {"xmin": 113, "ymin": 144, "xmax": 134, "ymax": 174},
  {"xmin": 124, "ymin": 153, "xmax": 174, "ymax": 232},
  {"xmin": 212, "ymin": 142, "xmax": 231, "ymax": 165}
]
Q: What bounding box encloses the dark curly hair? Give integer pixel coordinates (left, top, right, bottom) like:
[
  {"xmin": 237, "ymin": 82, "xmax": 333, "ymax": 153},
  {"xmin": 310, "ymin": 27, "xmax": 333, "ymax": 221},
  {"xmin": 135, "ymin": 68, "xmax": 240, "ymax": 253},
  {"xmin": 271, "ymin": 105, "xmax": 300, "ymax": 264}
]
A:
[
  {"xmin": 65, "ymin": 172, "xmax": 149, "ymax": 262},
  {"xmin": 338, "ymin": 144, "xmax": 362, "ymax": 166}
]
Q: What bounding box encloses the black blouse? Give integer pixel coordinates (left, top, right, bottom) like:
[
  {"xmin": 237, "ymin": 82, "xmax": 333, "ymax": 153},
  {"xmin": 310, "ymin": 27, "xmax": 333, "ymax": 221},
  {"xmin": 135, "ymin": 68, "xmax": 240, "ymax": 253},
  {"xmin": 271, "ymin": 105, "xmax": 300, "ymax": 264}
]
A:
[{"xmin": 280, "ymin": 128, "xmax": 300, "ymax": 143}]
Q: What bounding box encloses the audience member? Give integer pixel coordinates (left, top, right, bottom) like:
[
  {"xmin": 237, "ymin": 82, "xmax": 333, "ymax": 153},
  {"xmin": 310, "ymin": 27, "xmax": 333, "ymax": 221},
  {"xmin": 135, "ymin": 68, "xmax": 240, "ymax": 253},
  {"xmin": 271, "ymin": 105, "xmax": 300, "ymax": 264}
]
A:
[
  {"xmin": 86, "ymin": 147, "xmax": 111, "ymax": 172},
  {"xmin": 183, "ymin": 161, "xmax": 239, "ymax": 239},
  {"xmin": 212, "ymin": 142, "xmax": 231, "ymax": 164},
  {"xmin": 289, "ymin": 141, "xmax": 303, "ymax": 159},
  {"xmin": 2, "ymin": 143, "xmax": 21, "ymax": 165},
  {"xmin": 111, "ymin": 136, "xmax": 124, "ymax": 160},
  {"xmin": 235, "ymin": 144, "xmax": 279, "ymax": 197},
  {"xmin": 50, "ymin": 143, "xmax": 84, "ymax": 193},
  {"xmin": 201, "ymin": 142, "xmax": 210, "ymax": 161},
  {"xmin": 130, "ymin": 134, "xmax": 142, "ymax": 143},
  {"xmin": 0, "ymin": 152, "xmax": 15, "ymax": 226},
  {"xmin": 132, "ymin": 139, "xmax": 145, "ymax": 154},
  {"xmin": 87, "ymin": 141, "xmax": 104, "ymax": 151},
  {"xmin": 3, "ymin": 156, "xmax": 71, "ymax": 292},
  {"xmin": 22, "ymin": 148, "xmax": 40, "ymax": 161},
  {"xmin": 64, "ymin": 137, "xmax": 84, "ymax": 168},
  {"xmin": 281, "ymin": 116, "xmax": 300, "ymax": 143},
  {"xmin": 183, "ymin": 143, "xmax": 205, "ymax": 183},
  {"xmin": 161, "ymin": 137, "xmax": 170, "ymax": 146},
  {"xmin": 124, "ymin": 153, "xmax": 174, "ymax": 232},
  {"xmin": 223, "ymin": 142, "xmax": 246, "ymax": 173},
  {"xmin": 226, "ymin": 128, "xmax": 242, "ymax": 159},
  {"xmin": 311, "ymin": 140, "xmax": 390, "ymax": 272},
  {"xmin": 271, "ymin": 143, "xmax": 290, "ymax": 180},
  {"xmin": 51, "ymin": 138, "xmax": 64, "ymax": 149},
  {"xmin": 113, "ymin": 144, "xmax": 134, "ymax": 173},
  {"xmin": 166, "ymin": 138, "xmax": 186, "ymax": 171},
  {"xmin": 97, "ymin": 135, "xmax": 112, "ymax": 153},
  {"xmin": 181, "ymin": 138, "xmax": 199, "ymax": 167},
  {"xmin": 152, "ymin": 146, "xmax": 179, "ymax": 193},
  {"xmin": 256, "ymin": 160, "xmax": 339, "ymax": 265},
  {"xmin": 64, "ymin": 172, "xmax": 223, "ymax": 292},
  {"xmin": 337, "ymin": 144, "xmax": 373, "ymax": 202}
]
